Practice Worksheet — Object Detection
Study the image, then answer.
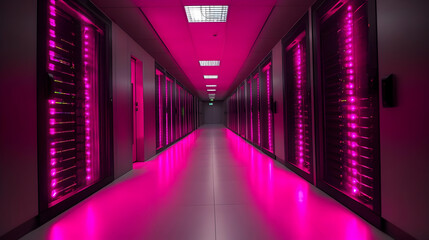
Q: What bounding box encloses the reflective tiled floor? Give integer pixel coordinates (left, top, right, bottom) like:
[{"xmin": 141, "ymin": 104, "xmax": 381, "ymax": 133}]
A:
[{"xmin": 22, "ymin": 125, "xmax": 391, "ymax": 240}]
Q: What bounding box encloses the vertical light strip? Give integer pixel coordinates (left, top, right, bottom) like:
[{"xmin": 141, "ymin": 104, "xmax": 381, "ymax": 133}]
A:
[
  {"xmin": 158, "ymin": 73, "xmax": 162, "ymax": 148},
  {"xmin": 257, "ymin": 75, "xmax": 261, "ymax": 146},
  {"xmin": 345, "ymin": 5, "xmax": 359, "ymax": 195},
  {"xmin": 296, "ymin": 44, "xmax": 305, "ymax": 166},
  {"xmin": 265, "ymin": 63, "xmax": 273, "ymax": 152},
  {"xmin": 83, "ymin": 25, "xmax": 92, "ymax": 183},
  {"xmin": 170, "ymin": 81, "xmax": 173, "ymax": 142},
  {"xmin": 48, "ymin": 0, "xmax": 57, "ymax": 199},
  {"xmin": 165, "ymin": 78, "xmax": 169, "ymax": 145},
  {"xmin": 250, "ymin": 80, "xmax": 253, "ymax": 142},
  {"xmin": 179, "ymin": 88, "xmax": 182, "ymax": 137}
]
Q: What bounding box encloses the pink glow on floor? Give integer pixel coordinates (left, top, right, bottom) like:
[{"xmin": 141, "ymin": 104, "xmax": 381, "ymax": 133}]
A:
[
  {"xmin": 225, "ymin": 129, "xmax": 387, "ymax": 240},
  {"xmin": 22, "ymin": 126, "xmax": 389, "ymax": 240}
]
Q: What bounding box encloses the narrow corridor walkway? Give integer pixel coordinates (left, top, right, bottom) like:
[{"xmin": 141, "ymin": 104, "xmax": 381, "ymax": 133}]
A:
[{"xmin": 22, "ymin": 125, "xmax": 391, "ymax": 240}]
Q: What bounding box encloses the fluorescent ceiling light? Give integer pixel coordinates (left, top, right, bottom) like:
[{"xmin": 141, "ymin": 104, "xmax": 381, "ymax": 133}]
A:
[
  {"xmin": 207, "ymin": 89, "xmax": 216, "ymax": 92},
  {"xmin": 209, "ymin": 103, "xmax": 214, "ymax": 106},
  {"xmin": 204, "ymin": 75, "xmax": 218, "ymax": 79},
  {"xmin": 185, "ymin": 6, "xmax": 228, "ymax": 23},
  {"xmin": 199, "ymin": 60, "xmax": 220, "ymax": 66},
  {"xmin": 206, "ymin": 85, "xmax": 217, "ymax": 87},
  {"xmin": 208, "ymin": 94, "xmax": 216, "ymax": 96}
]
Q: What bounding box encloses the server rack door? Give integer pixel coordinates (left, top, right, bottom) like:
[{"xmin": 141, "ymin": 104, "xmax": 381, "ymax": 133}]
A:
[
  {"xmin": 177, "ymin": 86, "xmax": 182, "ymax": 138},
  {"xmin": 172, "ymin": 80, "xmax": 177, "ymax": 141},
  {"xmin": 192, "ymin": 96, "xmax": 196, "ymax": 130},
  {"xmin": 233, "ymin": 92, "xmax": 238, "ymax": 133},
  {"xmin": 187, "ymin": 93, "xmax": 192, "ymax": 133},
  {"xmin": 226, "ymin": 97, "xmax": 230, "ymax": 128},
  {"xmin": 184, "ymin": 92, "xmax": 188, "ymax": 134},
  {"xmin": 165, "ymin": 77, "xmax": 173, "ymax": 145},
  {"xmin": 39, "ymin": 0, "xmax": 112, "ymax": 214},
  {"xmin": 131, "ymin": 58, "xmax": 137, "ymax": 162},
  {"xmin": 183, "ymin": 92, "xmax": 187, "ymax": 134},
  {"xmin": 246, "ymin": 78, "xmax": 253, "ymax": 142},
  {"xmin": 283, "ymin": 14, "xmax": 313, "ymax": 179},
  {"xmin": 313, "ymin": 0, "xmax": 380, "ymax": 223},
  {"xmin": 260, "ymin": 61, "xmax": 274, "ymax": 154},
  {"xmin": 229, "ymin": 97, "xmax": 232, "ymax": 130},
  {"xmin": 235, "ymin": 92, "xmax": 239, "ymax": 133},
  {"xmin": 239, "ymin": 84, "xmax": 246, "ymax": 138},
  {"xmin": 228, "ymin": 97, "xmax": 231, "ymax": 129},
  {"xmin": 192, "ymin": 97, "xmax": 196, "ymax": 130},
  {"xmin": 251, "ymin": 73, "xmax": 260, "ymax": 146},
  {"xmin": 236, "ymin": 90, "xmax": 240, "ymax": 133},
  {"xmin": 180, "ymin": 88, "xmax": 185, "ymax": 136},
  {"xmin": 155, "ymin": 69, "xmax": 164, "ymax": 150}
]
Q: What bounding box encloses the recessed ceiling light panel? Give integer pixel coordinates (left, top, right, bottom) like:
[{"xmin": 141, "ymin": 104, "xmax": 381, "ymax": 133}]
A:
[
  {"xmin": 199, "ymin": 60, "xmax": 220, "ymax": 66},
  {"xmin": 204, "ymin": 75, "xmax": 218, "ymax": 79},
  {"xmin": 206, "ymin": 85, "xmax": 217, "ymax": 87},
  {"xmin": 207, "ymin": 89, "xmax": 216, "ymax": 92},
  {"xmin": 185, "ymin": 6, "xmax": 228, "ymax": 23}
]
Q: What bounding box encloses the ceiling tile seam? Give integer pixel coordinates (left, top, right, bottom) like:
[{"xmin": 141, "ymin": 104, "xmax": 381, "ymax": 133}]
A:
[
  {"xmin": 224, "ymin": 4, "xmax": 276, "ymax": 99},
  {"xmin": 138, "ymin": 7, "xmax": 199, "ymax": 97}
]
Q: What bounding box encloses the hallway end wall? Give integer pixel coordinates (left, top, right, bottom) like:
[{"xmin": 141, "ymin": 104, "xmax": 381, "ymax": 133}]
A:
[{"xmin": 202, "ymin": 101, "xmax": 225, "ymax": 125}]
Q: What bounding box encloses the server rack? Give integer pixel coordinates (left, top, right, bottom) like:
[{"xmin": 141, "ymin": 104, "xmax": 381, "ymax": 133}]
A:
[
  {"xmin": 155, "ymin": 66, "xmax": 198, "ymax": 152},
  {"xmin": 238, "ymin": 83, "xmax": 246, "ymax": 138},
  {"xmin": 251, "ymin": 71, "xmax": 260, "ymax": 146},
  {"xmin": 225, "ymin": 53, "xmax": 275, "ymax": 159},
  {"xmin": 313, "ymin": 0, "xmax": 381, "ymax": 226},
  {"xmin": 259, "ymin": 57, "xmax": 274, "ymax": 156},
  {"xmin": 245, "ymin": 78, "xmax": 252, "ymax": 141},
  {"xmin": 282, "ymin": 13, "xmax": 314, "ymax": 183},
  {"xmin": 183, "ymin": 91, "xmax": 187, "ymax": 135},
  {"xmin": 165, "ymin": 75, "xmax": 174, "ymax": 145},
  {"xmin": 155, "ymin": 67, "xmax": 165, "ymax": 150},
  {"xmin": 37, "ymin": 0, "xmax": 113, "ymax": 222},
  {"xmin": 230, "ymin": 92, "xmax": 237, "ymax": 133},
  {"xmin": 176, "ymin": 85, "xmax": 183, "ymax": 139}
]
